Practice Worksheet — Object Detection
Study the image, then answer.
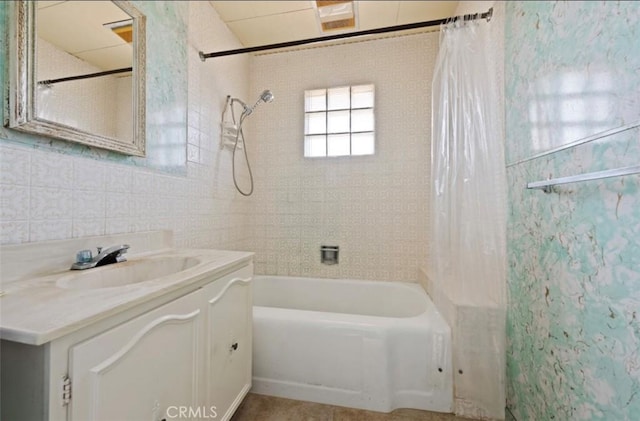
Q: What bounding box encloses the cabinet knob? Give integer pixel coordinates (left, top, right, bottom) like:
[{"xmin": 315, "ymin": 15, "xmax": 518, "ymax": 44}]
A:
[{"xmin": 231, "ymin": 342, "xmax": 238, "ymax": 351}]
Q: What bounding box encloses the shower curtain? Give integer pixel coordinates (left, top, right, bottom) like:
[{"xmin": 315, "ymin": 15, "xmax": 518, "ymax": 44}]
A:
[
  {"xmin": 429, "ymin": 17, "xmax": 506, "ymax": 417},
  {"xmin": 430, "ymin": 18, "xmax": 506, "ymax": 307}
]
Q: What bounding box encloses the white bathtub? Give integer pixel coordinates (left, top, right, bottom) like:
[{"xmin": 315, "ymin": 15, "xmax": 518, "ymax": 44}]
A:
[{"xmin": 251, "ymin": 275, "xmax": 453, "ymax": 413}]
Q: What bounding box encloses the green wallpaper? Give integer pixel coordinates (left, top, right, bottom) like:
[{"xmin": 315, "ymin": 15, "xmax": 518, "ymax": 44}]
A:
[{"xmin": 505, "ymin": 2, "xmax": 640, "ymax": 420}]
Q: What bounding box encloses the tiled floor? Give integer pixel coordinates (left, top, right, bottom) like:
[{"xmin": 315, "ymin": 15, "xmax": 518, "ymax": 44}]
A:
[{"xmin": 231, "ymin": 393, "xmax": 480, "ymax": 421}]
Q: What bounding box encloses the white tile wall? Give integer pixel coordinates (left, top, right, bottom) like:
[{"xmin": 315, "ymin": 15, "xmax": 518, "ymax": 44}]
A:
[
  {"xmin": 0, "ymin": 147, "xmax": 30, "ymax": 185},
  {"xmin": 0, "ymin": 2, "xmax": 252, "ymax": 250},
  {"xmin": 3, "ymin": 5, "xmax": 443, "ymax": 288},
  {"xmin": 246, "ymin": 32, "xmax": 439, "ymax": 282}
]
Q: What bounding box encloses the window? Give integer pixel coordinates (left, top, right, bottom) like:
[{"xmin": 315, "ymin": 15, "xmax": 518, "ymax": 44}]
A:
[{"xmin": 304, "ymin": 84, "xmax": 375, "ymax": 157}]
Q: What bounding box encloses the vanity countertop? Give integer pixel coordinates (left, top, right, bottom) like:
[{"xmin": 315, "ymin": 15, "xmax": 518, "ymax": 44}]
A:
[{"xmin": 0, "ymin": 248, "xmax": 253, "ymax": 346}]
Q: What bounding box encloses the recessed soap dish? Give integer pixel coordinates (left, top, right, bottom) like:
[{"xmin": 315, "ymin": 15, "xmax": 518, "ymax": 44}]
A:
[{"xmin": 320, "ymin": 245, "xmax": 339, "ymax": 265}]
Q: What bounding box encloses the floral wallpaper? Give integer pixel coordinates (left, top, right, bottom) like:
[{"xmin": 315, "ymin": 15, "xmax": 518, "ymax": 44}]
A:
[{"xmin": 505, "ymin": 1, "xmax": 640, "ymax": 420}]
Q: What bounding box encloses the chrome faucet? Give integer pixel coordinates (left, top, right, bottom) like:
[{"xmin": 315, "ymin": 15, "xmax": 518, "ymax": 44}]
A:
[{"xmin": 71, "ymin": 244, "xmax": 130, "ymax": 270}]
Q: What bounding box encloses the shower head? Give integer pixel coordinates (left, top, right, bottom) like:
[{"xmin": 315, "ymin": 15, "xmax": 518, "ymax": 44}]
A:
[
  {"xmin": 245, "ymin": 89, "xmax": 274, "ymax": 115},
  {"xmin": 259, "ymin": 90, "xmax": 274, "ymax": 104},
  {"xmin": 229, "ymin": 90, "xmax": 274, "ymax": 117}
]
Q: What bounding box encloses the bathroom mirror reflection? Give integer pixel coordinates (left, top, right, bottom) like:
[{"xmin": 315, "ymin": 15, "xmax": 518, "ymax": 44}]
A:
[{"xmin": 6, "ymin": 1, "xmax": 146, "ymax": 156}]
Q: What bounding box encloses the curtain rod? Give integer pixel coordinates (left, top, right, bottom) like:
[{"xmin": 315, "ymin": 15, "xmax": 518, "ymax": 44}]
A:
[
  {"xmin": 199, "ymin": 7, "xmax": 493, "ymax": 60},
  {"xmin": 38, "ymin": 67, "xmax": 132, "ymax": 86}
]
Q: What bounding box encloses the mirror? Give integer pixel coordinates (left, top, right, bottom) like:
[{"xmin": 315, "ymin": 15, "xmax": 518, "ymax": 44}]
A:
[{"xmin": 6, "ymin": 1, "xmax": 146, "ymax": 156}]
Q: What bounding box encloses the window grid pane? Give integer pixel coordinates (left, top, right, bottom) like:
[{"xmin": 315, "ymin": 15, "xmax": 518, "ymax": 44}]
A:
[
  {"xmin": 351, "ymin": 132, "xmax": 375, "ymax": 155},
  {"xmin": 305, "ymin": 135, "xmax": 327, "ymax": 157},
  {"xmin": 351, "ymin": 84, "xmax": 374, "ymax": 109},
  {"xmin": 351, "ymin": 108, "xmax": 374, "ymax": 132},
  {"xmin": 305, "ymin": 112, "xmax": 326, "ymax": 135},
  {"xmin": 305, "ymin": 89, "xmax": 326, "ymax": 112},
  {"xmin": 327, "ymin": 134, "xmax": 350, "ymax": 156},
  {"xmin": 304, "ymin": 84, "xmax": 374, "ymax": 157},
  {"xmin": 327, "ymin": 86, "xmax": 350, "ymax": 110},
  {"xmin": 327, "ymin": 110, "xmax": 350, "ymax": 134}
]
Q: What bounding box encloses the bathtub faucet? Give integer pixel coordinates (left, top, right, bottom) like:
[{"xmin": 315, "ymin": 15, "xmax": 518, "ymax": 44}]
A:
[{"xmin": 70, "ymin": 244, "xmax": 130, "ymax": 270}]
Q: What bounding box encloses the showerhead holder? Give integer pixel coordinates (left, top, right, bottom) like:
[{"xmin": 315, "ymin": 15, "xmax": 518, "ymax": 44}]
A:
[
  {"xmin": 220, "ymin": 122, "xmax": 243, "ymax": 151},
  {"xmin": 229, "ymin": 97, "xmax": 251, "ymax": 115},
  {"xmin": 219, "ymin": 89, "xmax": 274, "ymax": 197}
]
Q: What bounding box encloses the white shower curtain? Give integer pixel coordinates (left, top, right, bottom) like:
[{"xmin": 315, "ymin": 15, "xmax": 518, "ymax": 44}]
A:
[
  {"xmin": 429, "ymin": 16, "xmax": 507, "ymax": 417},
  {"xmin": 430, "ymin": 19, "xmax": 506, "ymax": 308}
]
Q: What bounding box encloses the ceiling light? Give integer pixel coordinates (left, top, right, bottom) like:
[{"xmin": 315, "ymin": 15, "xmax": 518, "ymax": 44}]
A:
[
  {"xmin": 103, "ymin": 19, "xmax": 133, "ymax": 43},
  {"xmin": 316, "ymin": 1, "xmax": 356, "ymax": 32}
]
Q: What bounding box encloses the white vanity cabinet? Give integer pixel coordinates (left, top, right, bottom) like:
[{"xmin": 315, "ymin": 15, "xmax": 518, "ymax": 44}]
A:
[
  {"xmin": 68, "ymin": 289, "xmax": 203, "ymax": 421},
  {"xmin": 203, "ymin": 271, "xmax": 253, "ymax": 421},
  {"xmin": 0, "ymin": 263, "xmax": 253, "ymax": 421}
]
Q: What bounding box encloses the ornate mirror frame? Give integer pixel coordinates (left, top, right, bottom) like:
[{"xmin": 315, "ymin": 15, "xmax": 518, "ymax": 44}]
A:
[{"xmin": 5, "ymin": 1, "xmax": 146, "ymax": 156}]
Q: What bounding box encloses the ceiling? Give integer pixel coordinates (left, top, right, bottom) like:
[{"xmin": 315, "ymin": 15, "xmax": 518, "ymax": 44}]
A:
[
  {"xmin": 210, "ymin": 1, "xmax": 459, "ymax": 49},
  {"xmin": 37, "ymin": 1, "xmax": 132, "ymax": 71},
  {"xmin": 35, "ymin": 1, "xmax": 459, "ymax": 70}
]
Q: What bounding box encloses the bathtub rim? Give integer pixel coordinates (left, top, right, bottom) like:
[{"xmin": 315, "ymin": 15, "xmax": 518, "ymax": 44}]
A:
[{"xmin": 252, "ymin": 275, "xmax": 451, "ymax": 333}]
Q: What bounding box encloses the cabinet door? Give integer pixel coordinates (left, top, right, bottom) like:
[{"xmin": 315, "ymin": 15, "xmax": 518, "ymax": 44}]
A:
[
  {"xmin": 69, "ymin": 290, "xmax": 203, "ymax": 421},
  {"xmin": 203, "ymin": 267, "xmax": 252, "ymax": 421}
]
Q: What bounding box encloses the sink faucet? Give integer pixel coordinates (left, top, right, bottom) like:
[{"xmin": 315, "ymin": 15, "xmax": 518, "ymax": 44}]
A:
[{"xmin": 71, "ymin": 244, "xmax": 130, "ymax": 270}]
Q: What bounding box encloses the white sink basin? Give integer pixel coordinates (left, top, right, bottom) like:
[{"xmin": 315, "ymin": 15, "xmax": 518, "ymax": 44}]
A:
[{"xmin": 56, "ymin": 256, "xmax": 201, "ymax": 290}]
